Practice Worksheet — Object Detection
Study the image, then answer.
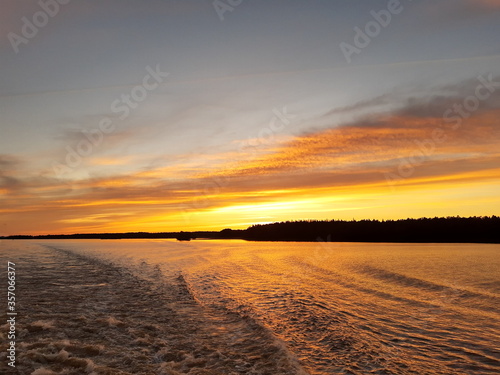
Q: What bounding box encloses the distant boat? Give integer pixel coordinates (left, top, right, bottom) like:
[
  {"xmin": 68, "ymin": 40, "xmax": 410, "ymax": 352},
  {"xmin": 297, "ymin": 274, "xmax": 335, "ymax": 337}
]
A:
[{"xmin": 176, "ymin": 233, "xmax": 192, "ymax": 241}]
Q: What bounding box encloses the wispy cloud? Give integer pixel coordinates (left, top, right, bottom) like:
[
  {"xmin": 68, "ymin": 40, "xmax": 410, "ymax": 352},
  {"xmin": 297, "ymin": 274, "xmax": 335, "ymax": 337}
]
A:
[
  {"xmin": 467, "ymin": 0, "xmax": 500, "ymax": 10},
  {"xmin": 416, "ymin": 0, "xmax": 500, "ymax": 24},
  {"xmin": 2, "ymin": 74, "xmax": 500, "ymax": 234}
]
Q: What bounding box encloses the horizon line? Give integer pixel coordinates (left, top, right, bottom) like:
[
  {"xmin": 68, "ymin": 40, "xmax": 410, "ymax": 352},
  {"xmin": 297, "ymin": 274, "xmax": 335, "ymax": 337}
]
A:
[{"xmin": 1, "ymin": 214, "xmax": 498, "ymax": 238}]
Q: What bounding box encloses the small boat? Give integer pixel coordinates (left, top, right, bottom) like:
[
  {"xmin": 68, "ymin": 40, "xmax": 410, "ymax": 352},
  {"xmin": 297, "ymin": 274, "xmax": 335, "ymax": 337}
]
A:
[{"xmin": 176, "ymin": 232, "xmax": 192, "ymax": 241}]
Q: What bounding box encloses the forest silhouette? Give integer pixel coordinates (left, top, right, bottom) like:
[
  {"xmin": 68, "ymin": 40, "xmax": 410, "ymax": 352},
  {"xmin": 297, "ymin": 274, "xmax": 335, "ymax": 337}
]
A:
[{"xmin": 2, "ymin": 216, "xmax": 499, "ymax": 243}]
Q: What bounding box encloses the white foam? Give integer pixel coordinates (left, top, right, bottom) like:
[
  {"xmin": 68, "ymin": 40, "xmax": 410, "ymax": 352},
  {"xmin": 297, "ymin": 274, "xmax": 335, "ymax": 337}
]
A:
[
  {"xmin": 31, "ymin": 368, "xmax": 57, "ymax": 375},
  {"xmin": 31, "ymin": 320, "xmax": 55, "ymax": 330},
  {"xmin": 105, "ymin": 316, "xmax": 123, "ymax": 326}
]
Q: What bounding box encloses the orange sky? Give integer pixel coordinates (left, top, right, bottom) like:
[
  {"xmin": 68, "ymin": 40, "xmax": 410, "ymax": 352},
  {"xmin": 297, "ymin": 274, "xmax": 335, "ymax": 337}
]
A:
[
  {"xmin": 1, "ymin": 1, "xmax": 500, "ymax": 235},
  {"xmin": 2, "ymin": 95, "xmax": 499, "ymax": 235}
]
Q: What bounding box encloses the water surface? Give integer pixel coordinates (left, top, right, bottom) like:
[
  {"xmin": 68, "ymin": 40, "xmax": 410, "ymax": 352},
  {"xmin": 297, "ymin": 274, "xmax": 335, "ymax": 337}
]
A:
[{"xmin": 1, "ymin": 240, "xmax": 498, "ymax": 374}]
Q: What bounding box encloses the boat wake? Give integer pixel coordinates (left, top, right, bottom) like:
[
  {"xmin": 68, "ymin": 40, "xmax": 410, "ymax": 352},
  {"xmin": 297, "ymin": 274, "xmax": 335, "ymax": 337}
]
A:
[{"xmin": 0, "ymin": 243, "xmax": 308, "ymax": 375}]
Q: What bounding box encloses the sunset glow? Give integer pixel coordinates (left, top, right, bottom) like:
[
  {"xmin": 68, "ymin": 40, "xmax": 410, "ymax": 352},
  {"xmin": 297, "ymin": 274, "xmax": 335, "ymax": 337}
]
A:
[{"xmin": 1, "ymin": 0, "xmax": 499, "ymax": 235}]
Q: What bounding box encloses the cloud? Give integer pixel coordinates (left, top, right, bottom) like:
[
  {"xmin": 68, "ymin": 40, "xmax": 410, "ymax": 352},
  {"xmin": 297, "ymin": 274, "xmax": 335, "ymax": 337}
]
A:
[
  {"xmin": 415, "ymin": 0, "xmax": 500, "ymax": 25},
  {"xmin": 3, "ymin": 74, "xmax": 500, "ymax": 235},
  {"xmin": 0, "ymin": 154, "xmax": 23, "ymax": 191},
  {"xmin": 0, "ymin": 154, "xmax": 20, "ymax": 168},
  {"xmin": 10, "ymin": 75, "xmax": 500, "ymax": 197},
  {"xmin": 322, "ymin": 75, "xmax": 500, "ymax": 122},
  {"xmin": 467, "ymin": 0, "xmax": 500, "ymax": 9},
  {"xmin": 0, "ymin": 1, "xmax": 40, "ymax": 45},
  {"xmin": 321, "ymin": 93, "xmax": 394, "ymax": 118},
  {"xmin": 190, "ymin": 74, "xmax": 500, "ymax": 195}
]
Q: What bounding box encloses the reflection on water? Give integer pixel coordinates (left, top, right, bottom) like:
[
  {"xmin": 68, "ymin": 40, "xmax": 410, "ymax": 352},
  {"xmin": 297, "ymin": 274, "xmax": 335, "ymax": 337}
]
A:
[{"xmin": 1, "ymin": 240, "xmax": 499, "ymax": 374}]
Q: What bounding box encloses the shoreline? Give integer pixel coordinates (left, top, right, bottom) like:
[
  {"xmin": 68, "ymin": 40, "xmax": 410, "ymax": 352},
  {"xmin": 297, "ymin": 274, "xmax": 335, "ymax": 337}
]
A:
[
  {"xmin": 2, "ymin": 216, "xmax": 499, "ymax": 244},
  {"xmin": 2, "ymin": 238, "xmax": 499, "ymax": 244}
]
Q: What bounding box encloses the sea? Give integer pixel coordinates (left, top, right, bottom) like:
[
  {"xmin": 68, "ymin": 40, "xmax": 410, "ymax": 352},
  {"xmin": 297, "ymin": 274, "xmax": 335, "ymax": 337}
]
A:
[{"xmin": 0, "ymin": 240, "xmax": 499, "ymax": 375}]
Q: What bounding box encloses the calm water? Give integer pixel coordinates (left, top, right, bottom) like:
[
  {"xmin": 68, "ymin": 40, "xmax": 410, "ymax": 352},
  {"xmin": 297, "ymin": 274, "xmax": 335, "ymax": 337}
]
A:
[{"xmin": 1, "ymin": 240, "xmax": 499, "ymax": 374}]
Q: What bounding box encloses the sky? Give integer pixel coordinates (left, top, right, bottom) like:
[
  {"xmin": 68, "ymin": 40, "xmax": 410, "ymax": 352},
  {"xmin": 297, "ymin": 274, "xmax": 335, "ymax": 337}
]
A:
[{"xmin": 1, "ymin": 0, "xmax": 500, "ymax": 235}]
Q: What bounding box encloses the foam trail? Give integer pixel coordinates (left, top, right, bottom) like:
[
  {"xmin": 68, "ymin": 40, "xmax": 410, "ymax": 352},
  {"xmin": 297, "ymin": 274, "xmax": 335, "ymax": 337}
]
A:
[{"xmin": 0, "ymin": 242, "xmax": 308, "ymax": 375}]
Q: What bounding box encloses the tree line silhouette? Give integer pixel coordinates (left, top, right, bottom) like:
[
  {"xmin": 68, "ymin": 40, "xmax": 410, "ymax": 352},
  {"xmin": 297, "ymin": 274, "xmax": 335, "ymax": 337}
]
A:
[
  {"xmin": 243, "ymin": 216, "xmax": 500, "ymax": 243},
  {"xmin": 1, "ymin": 216, "xmax": 498, "ymax": 243}
]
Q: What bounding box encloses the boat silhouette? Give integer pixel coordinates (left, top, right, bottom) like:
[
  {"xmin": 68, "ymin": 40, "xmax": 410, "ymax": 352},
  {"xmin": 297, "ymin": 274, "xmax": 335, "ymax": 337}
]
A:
[{"xmin": 176, "ymin": 232, "xmax": 192, "ymax": 241}]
